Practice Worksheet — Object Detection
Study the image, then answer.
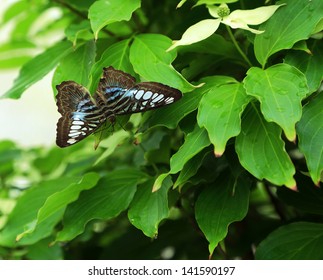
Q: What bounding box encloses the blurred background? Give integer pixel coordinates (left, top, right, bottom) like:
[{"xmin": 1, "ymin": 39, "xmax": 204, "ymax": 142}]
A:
[{"xmin": 0, "ymin": 0, "xmax": 59, "ymax": 147}]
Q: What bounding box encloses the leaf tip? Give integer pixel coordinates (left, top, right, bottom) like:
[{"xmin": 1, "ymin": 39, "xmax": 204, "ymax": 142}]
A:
[
  {"xmin": 285, "ymin": 179, "xmax": 297, "ymax": 190},
  {"xmin": 214, "ymin": 149, "xmax": 224, "ymax": 158}
]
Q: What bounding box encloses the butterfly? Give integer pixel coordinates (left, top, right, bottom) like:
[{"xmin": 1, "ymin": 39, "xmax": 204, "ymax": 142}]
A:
[{"xmin": 56, "ymin": 66, "xmax": 182, "ymax": 148}]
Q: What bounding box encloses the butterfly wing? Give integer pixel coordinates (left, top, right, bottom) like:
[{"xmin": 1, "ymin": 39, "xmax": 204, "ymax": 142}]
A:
[
  {"xmin": 95, "ymin": 66, "xmax": 182, "ymax": 115},
  {"xmin": 56, "ymin": 81, "xmax": 106, "ymax": 147},
  {"xmin": 115, "ymin": 81, "xmax": 182, "ymax": 115},
  {"xmin": 95, "ymin": 66, "xmax": 136, "ymax": 107}
]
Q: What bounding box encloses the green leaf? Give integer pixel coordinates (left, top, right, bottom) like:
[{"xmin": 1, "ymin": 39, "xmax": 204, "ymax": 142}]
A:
[
  {"xmin": 170, "ymin": 124, "xmax": 210, "ymax": 174},
  {"xmin": 89, "ymin": 38, "xmax": 133, "ymax": 93},
  {"xmin": 285, "ymin": 41, "xmax": 323, "ymax": 95},
  {"xmin": 0, "ymin": 141, "xmax": 20, "ymax": 176},
  {"xmin": 128, "ymin": 177, "xmax": 172, "ymax": 238},
  {"xmin": 94, "ymin": 130, "xmax": 129, "ymax": 165},
  {"xmin": 65, "ymin": 20, "xmax": 93, "ymax": 46},
  {"xmin": 129, "ymin": 33, "xmax": 196, "ymax": 92},
  {"xmin": 195, "ymin": 172, "xmax": 250, "ymax": 255},
  {"xmin": 255, "ymin": 0, "xmax": 323, "ymax": 66},
  {"xmin": 153, "ymin": 125, "xmax": 210, "ymax": 191},
  {"xmin": 174, "ymin": 150, "xmax": 208, "ymax": 189},
  {"xmin": 89, "ymin": 0, "xmax": 141, "ymax": 39},
  {"xmin": 10, "ymin": 9, "xmax": 40, "ymax": 41},
  {"xmin": 152, "ymin": 173, "xmax": 170, "ymax": 192},
  {"xmin": 177, "ymin": 34, "xmax": 239, "ymax": 58},
  {"xmin": 16, "ymin": 173, "xmax": 100, "ymax": 242},
  {"xmin": 52, "ymin": 40, "xmax": 96, "ymax": 91},
  {"xmin": 2, "ymin": 40, "xmax": 73, "ymax": 99},
  {"xmin": 198, "ymin": 82, "xmax": 251, "ymax": 156},
  {"xmin": 296, "ymin": 93, "xmax": 323, "ymax": 185},
  {"xmin": 63, "ymin": 0, "xmax": 96, "ymax": 11},
  {"xmin": 26, "ymin": 238, "xmax": 63, "ymax": 260},
  {"xmin": 0, "ymin": 41, "xmax": 35, "ymax": 69},
  {"xmin": 0, "ymin": 177, "xmax": 79, "ymax": 247},
  {"xmin": 244, "ymin": 64, "xmax": 308, "ymax": 141},
  {"xmin": 56, "ymin": 169, "xmax": 146, "ymax": 242},
  {"xmin": 142, "ymin": 76, "xmax": 235, "ymax": 129},
  {"xmin": 256, "ymin": 222, "xmax": 323, "ymax": 259},
  {"xmin": 142, "ymin": 87, "xmax": 201, "ymax": 129},
  {"xmin": 235, "ymin": 105, "xmax": 296, "ymax": 187}
]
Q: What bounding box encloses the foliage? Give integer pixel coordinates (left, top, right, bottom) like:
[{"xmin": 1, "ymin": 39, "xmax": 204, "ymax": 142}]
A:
[{"xmin": 0, "ymin": 0, "xmax": 322, "ymax": 260}]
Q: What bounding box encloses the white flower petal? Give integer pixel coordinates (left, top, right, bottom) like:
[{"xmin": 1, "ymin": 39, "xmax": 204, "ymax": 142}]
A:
[
  {"xmin": 222, "ymin": 17, "xmax": 264, "ymax": 34},
  {"xmin": 228, "ymin": 4, "xmax": 285, "ymax": 25},
  {"xmin": 167, "ymin": 19, "xmax": 221, "ymax": 51}
]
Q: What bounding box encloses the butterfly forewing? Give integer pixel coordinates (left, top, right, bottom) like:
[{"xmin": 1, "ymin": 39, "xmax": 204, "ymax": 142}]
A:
[
  {"xmin": 96, "ymin": 67, "xmax": 182, "ymax": 115},
  {"xmin": 95, "ymin": 66, "xmax": 136, "ymax": 107},
  {"xmin": 114, "ymin": 82, "xmax": 182, "ymax": 115},
  {"xmin": 56, "ymin": 81, "xmax": 106, "ymax": 147}
]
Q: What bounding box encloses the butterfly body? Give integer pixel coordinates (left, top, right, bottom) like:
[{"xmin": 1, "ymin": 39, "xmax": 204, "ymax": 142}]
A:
[{"xmin": 56, "ymin": 66, "xmax": 182, "ymax": 147}]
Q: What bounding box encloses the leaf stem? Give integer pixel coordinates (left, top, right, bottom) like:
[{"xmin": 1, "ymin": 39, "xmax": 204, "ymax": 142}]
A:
[{"xmin": 225, "ymin": 25, "xmax": 252, "ymax": 67}]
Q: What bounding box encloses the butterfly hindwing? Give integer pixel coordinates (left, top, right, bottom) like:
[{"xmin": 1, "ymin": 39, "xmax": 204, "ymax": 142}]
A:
[{"xmin": 56, "ymin": 81, "xmax": 106, "ymax": 147}]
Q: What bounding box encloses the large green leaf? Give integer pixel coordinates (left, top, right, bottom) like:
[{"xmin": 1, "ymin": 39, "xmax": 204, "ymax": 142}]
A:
[
  {"xmin": 56, "ymin": 169, "xmax": 147, "ymax": 242},
  {"xmin": 255, "ymin": 0, "xmax": 323, "ymax": 66},
  {"xmin": 52, "ymin": 40, "xmax": 96, "ymax": 92},
  {"xmin": 129, "ymin": 33, "xmax": 196, "ymax": 92},
  {"xmin": 89, "ymin": 0, "xmax": 140, "ymax": 39},
  {"xmin": 244, "ymin": 64, "xmax": 308, "ymax": 141},
  {"xmin": 195, "ymin": 172, "xmax": 250, "ymax": 255},
  {"xmin": 0, "ymin": 176, "xmax": 79, "ymax": 247},
  {"xmin": 198, "ymin": 82, "xmax": 251, "ymax": 156},
  {"xmin": 235, "ymin": 105, "xmax": 296, "ymax": 187},
  {"xmin": 128, "ymin": 177, "xmax": 172, "ymax": 238},
  {"xmin": 2, "ymin": 40, "xmax": 73, "ymax": 99},
  {"xmin": 256, "ymin": 222, "xmax": 323, "ymax": 259},
  {"xmin": 296, "ymin": 93, "xmax": 323, "ymax": 185},
  {"xmin": 89, "ymin": 38, "xmax": 133, "ymax": 93},
  {"xmin": 284, "ymin": 41, "xmax": 323, "ymax": 95}
]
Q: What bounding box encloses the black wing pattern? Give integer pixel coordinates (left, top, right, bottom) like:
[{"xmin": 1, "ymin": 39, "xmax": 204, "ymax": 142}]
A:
[{"xmin": 56, "ymin": 66, "xmax": 182, "ymax": 147}]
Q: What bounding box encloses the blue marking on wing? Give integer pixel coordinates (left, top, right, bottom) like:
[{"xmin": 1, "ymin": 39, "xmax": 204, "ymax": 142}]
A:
[{"xmin": 105, "ymin": 87, "xmax": 127, "ymax": 101}]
